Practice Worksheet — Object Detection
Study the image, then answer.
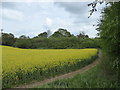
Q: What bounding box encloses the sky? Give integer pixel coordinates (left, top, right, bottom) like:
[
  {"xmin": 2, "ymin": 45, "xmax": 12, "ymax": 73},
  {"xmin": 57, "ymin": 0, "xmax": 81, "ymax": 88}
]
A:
[{"xmin": 0, "ymin": 1, "xmax": 106, "ymax": 38}]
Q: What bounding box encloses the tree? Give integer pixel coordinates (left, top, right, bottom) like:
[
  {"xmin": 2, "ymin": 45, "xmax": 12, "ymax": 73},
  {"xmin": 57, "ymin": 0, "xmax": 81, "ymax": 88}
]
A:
[
  {"xmin": 58, "ymin": 28, "xmax": 72, "ymax": 37},
  {"xmin": 51, "ymin": 31, "xmax": 63, "ymax": 38},
  {"xmin": 14, "ymin": 39, "xmax": 32, "ymax": 49},
  {"xmin": 88, "ymin": 0, "xmax": 105, "ymax": 18},
  {"xmin": 97, "ymin": 2, "xmax": 120, "ymax": 58},
  {"xmin": 51, "ymin": 28, "xmax": 72, "ymax": 37},
  {"xmin": 95, "ymin": 2, "xmax": 120, "ymax": 79},
  {"xmin": 1, "ymin": 33, "xmax": 16, "ymax": 46},
  {"xmin": 38, "ymin": 32, "xmax": 48, "ymax": 38},
  {"xmin": 77, "ymin": 31, "xmax": 89, "ymax": 38},
  {"xmin": 19, "ymin": 35, "xmax": 30, "ymax": 39}
]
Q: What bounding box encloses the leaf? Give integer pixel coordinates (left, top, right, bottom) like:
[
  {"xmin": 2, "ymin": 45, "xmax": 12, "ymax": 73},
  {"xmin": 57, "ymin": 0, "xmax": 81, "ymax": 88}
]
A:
[
  {"xmin": 95, "ymin": 9, "xmax": 97, "ymax": 11},
  {"xmin": 88, "ymin": 3, "xmax": 92, "ymax": 6}
]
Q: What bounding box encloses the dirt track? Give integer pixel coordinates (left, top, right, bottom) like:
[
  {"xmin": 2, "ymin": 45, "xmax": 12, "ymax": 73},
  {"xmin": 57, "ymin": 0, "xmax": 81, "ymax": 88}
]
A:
[{"xmin": 16, "ymin": 51, "xmax": 102, "ymax": 88}]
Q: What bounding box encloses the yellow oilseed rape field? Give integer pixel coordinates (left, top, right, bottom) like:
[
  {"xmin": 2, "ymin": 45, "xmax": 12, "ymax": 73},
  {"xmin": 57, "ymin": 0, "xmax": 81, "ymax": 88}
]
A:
[{"xmin": 1, "ymin": 46, "xmax": 98, "ymax": 88}]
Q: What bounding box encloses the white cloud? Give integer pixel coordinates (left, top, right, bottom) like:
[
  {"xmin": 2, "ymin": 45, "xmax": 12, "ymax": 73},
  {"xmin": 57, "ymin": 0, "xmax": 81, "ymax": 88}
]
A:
[
  {"xmin": 2, "ymin": 8, "xmax": 24, "ymax": 21},
  {"xmin": 1, "ymin": 0, "xmax": 94, "ymax": 2},
  {"xmin": 56, "ymin": 18, "xmax": 68, "ymax": 26},
  {"xmin": 1, "ymin": 2, "xmax": 102, "ymax": 38},
  {"xmin": 46, "ymin": 17, "xmax": 53, "ymax": 27}
]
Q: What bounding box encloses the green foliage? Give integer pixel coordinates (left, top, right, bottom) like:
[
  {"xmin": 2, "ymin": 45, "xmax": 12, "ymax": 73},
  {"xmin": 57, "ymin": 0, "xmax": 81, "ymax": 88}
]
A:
[
  {"xmin": 38, "ymin": 32, "xmax": 48, "ymax": 38},
  {"xmin": 51, "ymin": 31, "xmax": 63, "ymax": 38},
  {"xmin": 51, "ymin": 28, "xmax": 72, "ymax": 37},
  {"xmin": 1, "ymin": 33, "xmax": 16, "ymax": 46},
  {"xmin": 19, "ymin": 35, "xmax": 30, "ymax": 39},
  {"xmin": 13, "ymin": 39, "xmax": 32, "ymax": 49},
  {"xmin": 97, "ymin": 2, "xmax": 120, "ymax": 74},
  {"xmin": 77, "ymin": 31, "xmax": 89, "ymax": 38},
  {"xmin": 2, "ymin": 28, "xmax": 100, "ymax": 49},
  {"xmin": 30, "ymin": 37, "xmax": 100, "ymax": 49}
]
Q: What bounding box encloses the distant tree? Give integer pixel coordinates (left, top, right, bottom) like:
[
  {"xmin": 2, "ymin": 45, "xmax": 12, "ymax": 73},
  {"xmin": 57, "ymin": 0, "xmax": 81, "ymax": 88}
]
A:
[
  {"xmin": 14, "ymin": 39, "xmax": 32, "ymax": 49},
  {"xmin": 51, "ymin": 31, "xmax": 63, "ymax": 37},
  {"xmin": 38, "ymin": 32, "xmax": 48, "ymax": 38},
  {"xmin": 77, "ymin": 31, "xmax": 89, "ymax": 38},
  {"xmin": 19, "ymin": 35, "xmax": 30, "ymax": 39},
  {"xmin": 71, "ymin": 34, "xmax": 76, "ymax": 37},
  {"xmin": 85, "ymin": 35, "xmax": 89, "ymax": 38},
  {"xmin": 1, "ymin": 33, "xmax": 16, "ymax": 46},
  {"xmin": 51, "ymin": 28, "xmax": 72, "ymax": 37},
  {"xmin": 0, "ymin": 36, "xmax": 1, "ymax": 45},
  {"xmin": 58, "ymin": 28, "xmax": 72, "ymax": 37}
]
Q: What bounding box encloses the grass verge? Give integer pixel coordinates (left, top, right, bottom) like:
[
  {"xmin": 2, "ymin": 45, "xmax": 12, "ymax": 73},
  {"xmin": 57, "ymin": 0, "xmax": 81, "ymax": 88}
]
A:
[{"xmin": 35, "ymin": 55, "xmax": 119, "ymax": 88}]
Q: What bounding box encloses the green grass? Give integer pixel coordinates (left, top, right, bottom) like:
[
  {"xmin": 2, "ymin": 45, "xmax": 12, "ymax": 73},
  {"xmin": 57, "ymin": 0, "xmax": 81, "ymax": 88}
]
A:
[{"xmin": 35, "ymin": 64, "xmax": 119, "ymax": 88}]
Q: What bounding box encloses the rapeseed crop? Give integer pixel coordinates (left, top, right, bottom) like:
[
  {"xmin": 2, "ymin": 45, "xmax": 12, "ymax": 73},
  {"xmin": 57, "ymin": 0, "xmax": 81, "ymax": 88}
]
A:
[{"xmin": 1, "ymin": 46, "xmax": 98, "ymax": 88}]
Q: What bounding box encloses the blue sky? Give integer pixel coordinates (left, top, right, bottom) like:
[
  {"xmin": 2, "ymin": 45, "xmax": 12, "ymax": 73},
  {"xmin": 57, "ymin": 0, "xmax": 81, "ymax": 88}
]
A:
[{"xmin": 0, "ymin": 1, "xmax": 106, "ymax": 38}]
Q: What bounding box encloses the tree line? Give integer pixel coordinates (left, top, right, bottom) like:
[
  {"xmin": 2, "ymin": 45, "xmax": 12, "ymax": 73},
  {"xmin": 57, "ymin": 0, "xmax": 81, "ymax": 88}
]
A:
[
  {"xmin": 96, "ymin": 2, "xmax": 120, "ymax": 77},
  {"xmin": 0, "ymin": 28, "xmax": 100, "ymax": 49},
  {"xmin": 88, "ymin": 1, "xmax": 120, "ymax": 82}
]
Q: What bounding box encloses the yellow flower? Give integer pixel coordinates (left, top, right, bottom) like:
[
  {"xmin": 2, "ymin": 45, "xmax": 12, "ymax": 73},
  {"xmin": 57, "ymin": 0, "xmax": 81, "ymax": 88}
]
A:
[{"xmin": 1, "ymin": 46, "xmax": 97, "ymax": 83}]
